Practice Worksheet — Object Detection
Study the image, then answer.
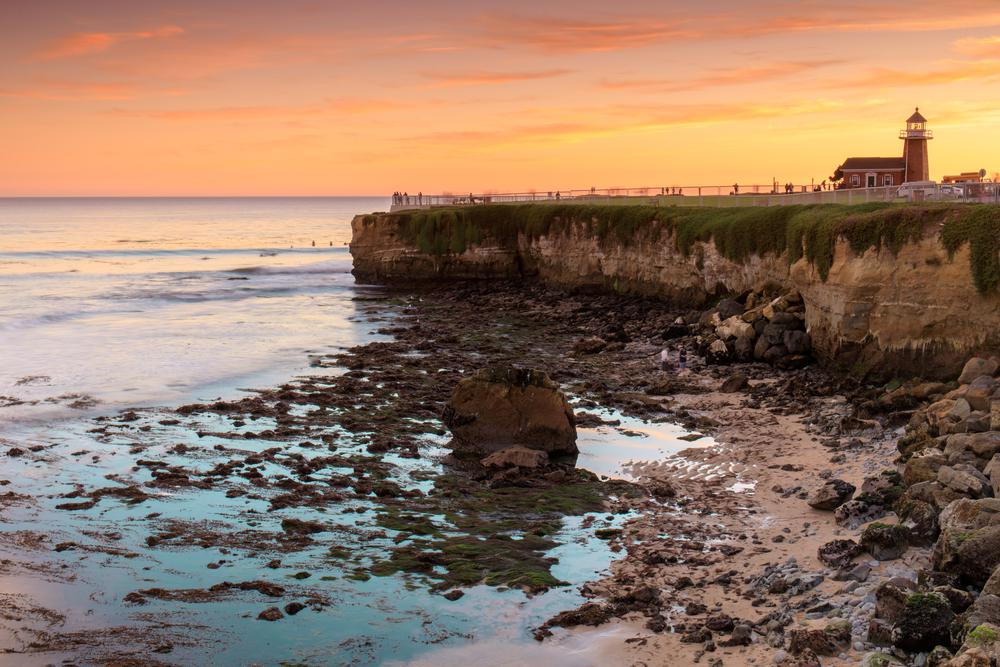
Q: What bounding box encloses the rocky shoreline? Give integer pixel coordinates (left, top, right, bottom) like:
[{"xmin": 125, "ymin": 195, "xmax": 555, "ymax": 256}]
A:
[
  {"xmin": 5, "ymin": 276, "xmax": 998, "ymax": 666},
  {"xmin": 503, "ymin": 281, "xmax": 1000, "ymax": 667}
]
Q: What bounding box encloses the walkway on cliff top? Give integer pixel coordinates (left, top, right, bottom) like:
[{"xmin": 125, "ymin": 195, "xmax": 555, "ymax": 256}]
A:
[{"xmin": 389, "ymin": 182, "xmax": 999, "ymax": 212}]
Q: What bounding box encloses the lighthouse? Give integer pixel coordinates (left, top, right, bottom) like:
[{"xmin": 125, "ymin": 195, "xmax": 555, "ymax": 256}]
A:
[{"xmin": 901, "ymin": 108, "xmax": 932, "ymax": 183}]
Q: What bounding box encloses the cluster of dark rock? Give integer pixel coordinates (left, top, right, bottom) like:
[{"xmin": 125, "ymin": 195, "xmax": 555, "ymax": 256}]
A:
[
  {"xmin": 690, "ymin": 288, "xmax": 812, "ymax": 368},
  {"xmin": 804, "ymin": 356, "xmax": 1000, "ymax": 666}
]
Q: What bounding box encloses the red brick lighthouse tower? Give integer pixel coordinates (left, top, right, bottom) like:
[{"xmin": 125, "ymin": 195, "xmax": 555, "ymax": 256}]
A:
[{"xmin": 901, "ymin": 108, "xmax": 932, "ymax": 183}]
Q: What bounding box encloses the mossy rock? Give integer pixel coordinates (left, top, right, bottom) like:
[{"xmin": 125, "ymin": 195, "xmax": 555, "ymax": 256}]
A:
[
  {"xmin": 967, "ymin": 623, "xmax": 1000, "ymax": 646},
  {"xmin": 892, "ymin": 591, "xmax": 955, "ymax": 651}
]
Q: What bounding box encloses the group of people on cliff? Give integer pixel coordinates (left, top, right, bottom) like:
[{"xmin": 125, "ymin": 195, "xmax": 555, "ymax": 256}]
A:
[{"xmin": 392, "ymin": 192, "xmax": 422, "ymax": 207}]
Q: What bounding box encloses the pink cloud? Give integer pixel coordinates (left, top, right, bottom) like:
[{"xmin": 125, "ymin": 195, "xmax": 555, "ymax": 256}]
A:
[
  {"xmin": 477, "ymin": 15, "xmax": 696, "ymax": 53},
  {"xmin": 35, "ymin": 25, "xmax": 184, "ymax": 60}
]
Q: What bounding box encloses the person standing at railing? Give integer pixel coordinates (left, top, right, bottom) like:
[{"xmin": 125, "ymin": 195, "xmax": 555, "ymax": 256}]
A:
[
  {"xmin": 555, "ymin": 191, "xmax": 561, "ymax": 200},
  {"xmin": 418, "ymin": 192, "xmax": 423, "ymax": 206}
]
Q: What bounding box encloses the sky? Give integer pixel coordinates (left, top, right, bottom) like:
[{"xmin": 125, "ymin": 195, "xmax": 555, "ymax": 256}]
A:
[{"xmin": 2, "ymin": 0, "xmax": 1000, "ymax": 196}]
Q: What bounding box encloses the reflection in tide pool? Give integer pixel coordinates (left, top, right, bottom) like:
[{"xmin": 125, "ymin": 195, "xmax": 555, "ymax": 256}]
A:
[{"xmin": 575, "ymin": 405, "xmax": 716, "ymax": 481}]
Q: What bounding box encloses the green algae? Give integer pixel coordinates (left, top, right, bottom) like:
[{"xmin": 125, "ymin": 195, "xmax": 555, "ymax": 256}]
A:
[
  {"xmin": 363, "ymin": 470, "xmax": 620, "ymax": 593},
  {"xmin": 968, "ymin": 624, "xmax": 999, "ymax": 645},
  {"xmin": 370, "ymin": 533, "xmax": 565, "ymax": 593}
]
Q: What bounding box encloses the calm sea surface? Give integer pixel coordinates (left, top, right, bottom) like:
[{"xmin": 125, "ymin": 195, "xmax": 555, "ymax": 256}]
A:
[{"xmin": 0, "ymin": 197, "xmax": 386, "ymax": 424}]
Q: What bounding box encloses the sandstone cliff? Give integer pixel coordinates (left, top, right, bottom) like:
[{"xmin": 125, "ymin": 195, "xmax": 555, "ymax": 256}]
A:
[{"xmin": 350, "ymin": 204, "xmax": 1000, "ymax": 379}]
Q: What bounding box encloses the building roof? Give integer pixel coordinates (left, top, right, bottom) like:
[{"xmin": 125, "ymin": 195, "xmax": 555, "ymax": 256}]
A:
[
  {"xmin": 839, "ymin": 157, "xmax": 906, "ymax": 171},
  {"xmin": 907, "ymin": 107, "xmax": 927, "ymax": 123}
]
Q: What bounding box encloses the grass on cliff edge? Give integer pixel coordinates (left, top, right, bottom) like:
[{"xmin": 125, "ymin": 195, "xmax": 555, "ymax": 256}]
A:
[{"xmin": 382, "ymin": 202, "xmax": 1000, "ymax": 293}]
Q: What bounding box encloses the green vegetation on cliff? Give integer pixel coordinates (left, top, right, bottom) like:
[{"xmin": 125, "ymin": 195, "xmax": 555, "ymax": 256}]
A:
[{"xmin": 386, "ymin": 202, "xmax": 1000, "ymax": 292}]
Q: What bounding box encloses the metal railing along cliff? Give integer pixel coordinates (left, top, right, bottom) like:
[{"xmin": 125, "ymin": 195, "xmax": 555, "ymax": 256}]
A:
[{"xmin": 389, "ymin": 182, "xmax": 1000, "ymax": 212}]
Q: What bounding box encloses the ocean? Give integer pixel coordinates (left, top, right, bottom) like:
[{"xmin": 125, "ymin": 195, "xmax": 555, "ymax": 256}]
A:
[{"xmin": 0, "ymin": 196, "xmax": 385, "ymax": 425}]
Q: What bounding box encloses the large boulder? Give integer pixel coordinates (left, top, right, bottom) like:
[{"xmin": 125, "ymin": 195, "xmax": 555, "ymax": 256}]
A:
[
  {"xmin": 939, "ymin": 465, "xmax": 993, "ymax": 498},
  {"xmin": 891, "ymin": 592, "xmax": 955, "ymax": 652},
  {"xmin": 956, "ymin": 597, "xmax": 1000, "ymax": 645},
  {"xmin": 443, "ymin": 367, "xmax": 577, "ymax": 456},
  {"xmin": 905, "ymin": 480, "xmax": 965, "ymax": 512},
  {"xmin": 904, "ymin": 451, "xmax": 949, "ymax": 486},
  {"xmin": 934, "ymin": 499, "xmax": 1000, "ymax": 586},
  {"xmin": 969, "ymin": 433, "xmax": 1000, "ymax": 460},
  {"xmin": 784, "ymin": 330, "xmax": 811, "ymax": 355},
  {"xmin": 898, "ymin": 498, "xmax": 941, "ymax": 545},
  {"xmin": 986, "ymin": 455, "xmax": 1000, "ymax": 497},
  {"xmin": 716, "ymin": 298, "xmax": 744, "ymax": 321},
  {"xmin": 964, "ymin": 377, "xmax": 996, "ymax": 412},
  {"xmin": 835, "ymin": 498, "xmax": 889, "ymax": 529},
  {"xmin": 787, "ymin": 622, "xmax": 850, "ymax": 656},
  {"xmin": 716, "ymin": 315, "xmax": 753, "ymax": 340},
  {"xmin": 959, "ymin": 357, "xmax": 999, "ymax": 385},
  {"xmin": 817, "ymin": 539, "xmax": 862, "ymax": 568},
  {"xmin": 861, "ymin": 523, "xmax": 910, "ymax": 561}
]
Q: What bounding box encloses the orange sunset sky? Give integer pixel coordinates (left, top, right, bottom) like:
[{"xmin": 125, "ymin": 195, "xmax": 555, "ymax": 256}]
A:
[{"xmin": 3, "ymin": 0, "xmax": 1000, "ymax": 196}]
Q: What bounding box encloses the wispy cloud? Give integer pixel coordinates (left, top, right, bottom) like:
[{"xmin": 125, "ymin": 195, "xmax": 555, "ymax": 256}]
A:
[
  {"xmin": 835, "ymin": 59, "xmax": 1000, "ymax": 89},
  {"xmin": 954, "ymin": 35, "xmax": 1000, "ymax": 58},
  {"xmin": 422, "ymin": 69, "xmax": 572, "ymax": 88},
  {"xmin": 715, "ymin": 1, "xmax": 1000, "ymax": 36},
  {"xmin": 0, "ymin": 80, "xmax": 186, "ymax": 101},
  {"xmin": 600, "ymin": 60, "xmax": 842, "ymax": 93},
  {"xmin": 468, "ymin": 3, "xmax": 1000, "ymax": 55},
  {"xmin": 404, "ymin": 98, "xmax": 852, "ymax": 149},
  {"xmin": 34, "ymin": 25, "xmax": 183, "ymax": 60},
  {"xmin": 476, "ymin": 15, "xmax": 695, "ymax": 53},
  {"xmin": 110, "ymin": 97, "xmax": 409, "ymax": 121}
]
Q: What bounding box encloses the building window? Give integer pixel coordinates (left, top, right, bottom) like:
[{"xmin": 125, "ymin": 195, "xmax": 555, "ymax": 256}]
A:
[
  {"xmin": 851, "ymin": 174, "xmax": 860, "ymax": 187},
  {"xmin": 883, "ymin": 174, "xmax": 893, "ymax": 186}
]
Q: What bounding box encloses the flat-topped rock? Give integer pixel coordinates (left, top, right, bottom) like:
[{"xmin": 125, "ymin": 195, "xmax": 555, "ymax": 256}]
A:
[{"xmin": 443, "ymin": 366, "xmax": 578, "ymax": 456}]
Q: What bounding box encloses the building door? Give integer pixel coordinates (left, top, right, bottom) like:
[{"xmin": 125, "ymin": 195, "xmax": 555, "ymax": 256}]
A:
[{"xmin": 866, "ymin": 174, "xmax": 876, "ymax": 188}]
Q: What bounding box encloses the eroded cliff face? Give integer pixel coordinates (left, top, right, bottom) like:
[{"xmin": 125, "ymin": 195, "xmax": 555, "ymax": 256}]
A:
[
  {"xmin": 795, "ymin": 237, "xmax": 1000, "ymax": 378},
  {"xmin": 350, "ymin": 213, "xmax": 1000, "ymax": 379},
  {"xmin": 350, "ymin": 213, "xmax": 790, "ymax": 302}
]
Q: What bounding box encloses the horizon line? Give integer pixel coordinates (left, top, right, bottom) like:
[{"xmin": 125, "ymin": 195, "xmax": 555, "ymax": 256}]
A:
[{"xmin": 0, "ymin": 193, "xmax": 394, "ymax": 199}]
